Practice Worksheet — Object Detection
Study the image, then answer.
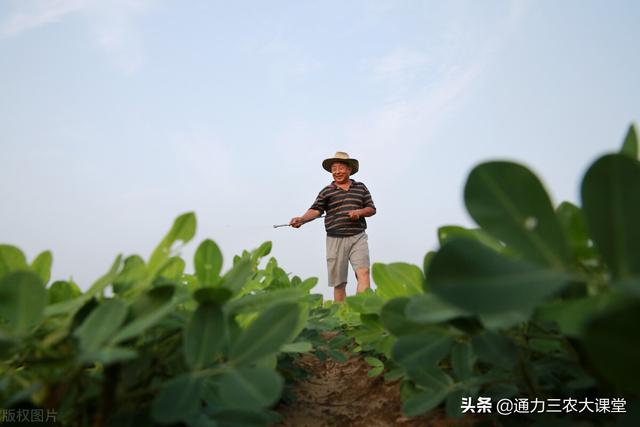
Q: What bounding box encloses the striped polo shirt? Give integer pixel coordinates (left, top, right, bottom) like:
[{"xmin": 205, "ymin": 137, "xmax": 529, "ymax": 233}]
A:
[{"xmin": 310, "ymin": 179, "xmax": 376, "ymax": 237}]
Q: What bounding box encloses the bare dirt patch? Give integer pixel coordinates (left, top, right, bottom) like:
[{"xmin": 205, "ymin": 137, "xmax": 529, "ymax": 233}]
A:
[{"xmin": 274, "ymin": 354, "xmax": 479, "ymax": 427}]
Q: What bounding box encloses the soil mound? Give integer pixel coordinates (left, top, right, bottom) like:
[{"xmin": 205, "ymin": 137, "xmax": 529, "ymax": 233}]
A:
[{"xmin": 275, "ymin": 354, "xmax": 476, "ymax": 427}]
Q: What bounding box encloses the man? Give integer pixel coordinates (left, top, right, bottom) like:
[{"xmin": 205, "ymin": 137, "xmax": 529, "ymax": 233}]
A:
[{"xmin": 290, "ymin": 152, "xmax": 376, "ymax": 302}]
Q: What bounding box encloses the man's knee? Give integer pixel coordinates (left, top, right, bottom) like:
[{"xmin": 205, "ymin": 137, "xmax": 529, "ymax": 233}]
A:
[{"xmin": 335, "ymin": 282, "xmax": 347, "ymax": 289}]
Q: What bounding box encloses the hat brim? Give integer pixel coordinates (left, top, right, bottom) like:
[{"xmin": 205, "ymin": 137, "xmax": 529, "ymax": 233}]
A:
[{"xmin": 322, "ymin": 158, "xmax": 359, "ymax": 175}]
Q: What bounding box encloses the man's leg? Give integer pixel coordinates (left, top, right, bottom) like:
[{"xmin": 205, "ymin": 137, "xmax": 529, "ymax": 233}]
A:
[
  {"xmin": 350, "ymin": 232, "xmax": 371, "ymax": 294},
  {"xmin": 327, "ymin": 235, "xmax": 349, "ymax": 302},
  {"xmin": 334, "ymin": 282, "xmax": 347, "ymax": 302},
  {"xmin": 355, "ymin": 268, "xmax": 370, "ymax": 293}
]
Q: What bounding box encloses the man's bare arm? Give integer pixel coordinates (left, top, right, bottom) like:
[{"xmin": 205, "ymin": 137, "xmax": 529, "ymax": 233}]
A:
[
  {"xmin": 290, "ymin": 209, "xmax": 322, "ymax": 228},
  {"xmin": 347, "ymin": 207, "xmax": 376, "ymax": 220}
]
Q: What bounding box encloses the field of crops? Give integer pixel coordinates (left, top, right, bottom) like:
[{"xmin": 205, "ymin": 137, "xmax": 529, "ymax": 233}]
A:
[{"xmin": 1, "ymin": 126, "xmax": 638, "ymax": 426}]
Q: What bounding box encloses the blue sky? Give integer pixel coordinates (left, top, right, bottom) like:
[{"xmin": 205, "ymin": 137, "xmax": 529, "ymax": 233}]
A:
[{"xmin": 1, "ymin": 0, "xmax": 639, "ymax": 300}]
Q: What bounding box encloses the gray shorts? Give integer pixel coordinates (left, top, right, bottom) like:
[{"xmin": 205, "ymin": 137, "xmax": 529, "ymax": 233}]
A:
[{"xmin": 326, "ymin": 232, "xmax": 370, "ymax": 287}]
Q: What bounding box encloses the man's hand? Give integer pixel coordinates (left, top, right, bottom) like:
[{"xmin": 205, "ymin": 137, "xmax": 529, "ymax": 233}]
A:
[
  {"xmin": 347, "ymin": 210, "xmax": 361, "ymax": 220},
  {"xmin": 289, "ymin": 217, "xmax": 304, "ymax": 228}
]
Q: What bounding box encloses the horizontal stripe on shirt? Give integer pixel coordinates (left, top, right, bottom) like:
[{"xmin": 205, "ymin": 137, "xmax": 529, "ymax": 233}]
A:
[{"xmin": 309, "ymin": 179, "xmax": 376, "ymax": 237}]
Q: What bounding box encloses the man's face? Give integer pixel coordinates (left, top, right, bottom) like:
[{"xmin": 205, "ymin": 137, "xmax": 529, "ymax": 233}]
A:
[{"xmin": 331, "ymin": 162, "xmax": 351, "ymax": 183}]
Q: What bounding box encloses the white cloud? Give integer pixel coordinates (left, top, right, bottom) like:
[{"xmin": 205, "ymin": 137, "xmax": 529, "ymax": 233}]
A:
[
  {"xmin": 86, "ymin": 0, "xmax": 151, "ymax": 73},
  {"xmin": 346, "ymin": 62, "xmax": 483, "ymax": 178},
  {"xmin": 349, "ymin": 1, "xmax": 529, "ymax": 173},
  {"xmin": 0, "ymin": 0, "xmax": 87, "ymax": 36},
  {"xmin": 0, "ymin": 0, "xmax": 154, "ymax": 73}
]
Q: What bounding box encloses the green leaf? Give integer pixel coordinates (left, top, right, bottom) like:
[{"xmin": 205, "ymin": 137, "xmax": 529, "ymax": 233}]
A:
[
  {"xmin": 380, "ymin": 297, "xmax": 425, "ymax": 336},
  {"xmin": 215, "ymin": 367, "xmax": 283, "ymax": 410},
  {"xmin": 0, "ymin": 245, "xmax": 27, "ymax": 280},
  {"xmin": 351, "ymin": 314, "xmax": 391, "ymax": 355},
  {"xmin": 86, "ymin": 255, "xmax": 124, "ymax": 298},
  {"xmin": 428, "ymin": 239, "xmax": 568, "ymax": 316},
  {"xmin": 367, "ymin": 366, "xmax": 384, "ymax": 377},
  {"xmin": 620, "ymin": 123, "xmax": 639, "ymax": 160},
  {"xmin": 346, "ymin": 290, "xmax": 384, "ymax": 314},
  {"xmin": 113, "ymin": 255, "xmax": 146, "ymax": 294},
  {"xmin": 147, "ymin": 212, "xmax": 197, "ymax": 278},
  {"xmin": 110, "ymin": 292, "xmax": 184, "ymax": 344},
  {"xmin": 211, "ymin": 409, "xmax": 281, "ymax": 427},
  {"xmin": 365, "ymin": 356, "xmax": 383, "ymax": 366},
  {"xmin": 152, "ymin": 374, "xmax": 205, "ymax": 424},
  {"xmin": 45, "ymin": 255, "xmax": 123, "ymax": 318},
  {"xmin": 0, "ymin": 336, "xmax": 17, "ymax": 360},
  {"xmin": 391, "ymin": 330, "xmax": 453, "ymax": 370},
  {"xmin": 47, "ymin": 280, "xmax": 82, "ymax": 305},
  {"xmin": 30, "ymin": 250, "xmax": 52, "ymax": 285},
  {"xmin": 472, "ymin": 330, "xmax": 517, "ymax": 368},
  {"xmin": 230, "ymin": 303, "xmax": 302, "ymax": 365},
  {"xmin": 384, "ymin": 368, "xmax": 405, "ymax": 382},
  {"xmin": 299, "ymin": 277, "xmax": 318, "ymax": 292},
  {"xmin": 555, "ymin": 201, "xmax": 596, "ymax": 261},
  {"xmin": 438, "ymin": 225, "xmax": 505, "ymax": 254},
  {"xmin": 79, "ymin": 346, "xmax": 138, "ymax": 365},
  {"xmin": 194, "ymin": 239, "xmax": 223, "ymax": 286},
  {"xmin": 0, "ymin": 271, "xmax": 47, "ymax": 335},
  {"xmin": 423, "ymin": 251, "xmax": 435, "ymax": 280},
  {"xmin": 403, "ymin": 389, "xmax": 448, "ymax": 417},
  {"xmin": 402, "ymin": 367, "xmax": 453, "ymax": 416},
  {"xmin": 327, "ymin": 348, "xmax": 349, "ymax": 363},
  {"xmin": 583, "ymin": 299, "xmax": 640, "ymax": 393},
  {"xmin": 74, "ymin": 299, "xmax": 128, "ymax": 353},
  {"xmin": 254, "ymin": 353, "xmax": 278, "ymax": 370},
  {"xmin": 129, "ymin": 285, "xmax": 175, "ymax": 318},
  {"xmin": 70, "ymin": 298, "xmax": 98, "ymax": 331},
  {"xmin": 409, "ymin": 365, "xmax": 454, "ymax": 390},
  {"xmin": 158, "ymin": 256, "xmax": 185, "ymax": 280},
  {"xmin": 252, "ymin": 241, "xmax": 272, "ymax": 260},
  {"xmin": 277, "ymin": 302, "xmax": 308, "ymax": 353},
  {"xmin": 221, "ymin": 258, "xmax": 253, "ymax": 295},
  {"xmin": 280, "ymin": 341, "xmax": 312, "ymax": 353},
  {"xmin": 528, "ymin": 338, "xmax": 567, "ymax": 358},
  {"xmin": 372, "ymin": 262, "xmax": 425, "ymax": 299},
  {"xmin": 484, "ymin": 383, "xmax": 518, "ymax": 400},
  {"xmin": 581, "ymin": 154, "xmax": 640, "ymax": 280},
  {"xmin": 194, "ymin": 287, "xmax": 233, "ymax": 305},
  {"xmin": 405, "ymin": 293, "xmax": 469, "ymax": 324},
  {"xmin": 225, "ymin": 288, "xmax": 305, "ymax": 315},
  {"xmin": 184, "ymin": 303, "xmax": 224, "ymax": 369},
  {"xmin": 478, "ymin": 309, "xmax": 531, "ymax": 330},
  {"xmin": 451, "ymin": 342, "xmax": 475, "ymax": 380},
  {"xmin": 445, "ymin": 388, "xmax": 467, "ymax": 418},
  {"xmin": 464, "ymin": 161, "xmax": 571, "ymax": 268},
  {"xmin": 535, "ymin": 292, "xmax": 626, "ymax": 337},
  {"xmin": 364, "ymin": 356, "xmax": 384, "ymax": 373}
]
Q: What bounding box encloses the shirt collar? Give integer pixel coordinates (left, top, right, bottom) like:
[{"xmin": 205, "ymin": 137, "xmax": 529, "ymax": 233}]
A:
[{"xmin": 330, "ymin": 179, "xmax": 356, "ymax": 188}]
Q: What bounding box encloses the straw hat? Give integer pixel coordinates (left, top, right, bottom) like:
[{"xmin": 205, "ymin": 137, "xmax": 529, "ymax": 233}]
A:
[{"xmin": 322, "ymin": 152, "xmax": 359, "ymax": 175}]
